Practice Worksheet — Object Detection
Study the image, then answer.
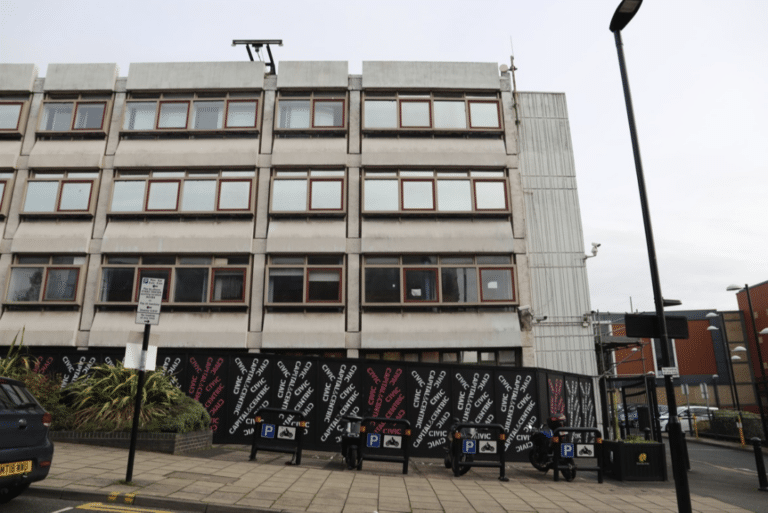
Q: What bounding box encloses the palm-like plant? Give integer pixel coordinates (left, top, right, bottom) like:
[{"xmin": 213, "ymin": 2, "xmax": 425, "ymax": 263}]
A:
[
  {"xmin": 66, "ymin": 361, "xmax": 184, "ymax": 431},
  {"xmin": 0, "ymin": 329, "xmax": 35, "ymax": 379}
]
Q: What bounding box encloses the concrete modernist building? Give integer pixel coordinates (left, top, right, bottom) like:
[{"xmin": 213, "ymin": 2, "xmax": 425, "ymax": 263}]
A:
[{"xmin": 0, "ymin": 60, "xmax": 595, "ymax": 376}]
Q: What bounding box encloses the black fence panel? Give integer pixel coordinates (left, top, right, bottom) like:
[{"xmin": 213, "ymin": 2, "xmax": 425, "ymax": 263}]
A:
[
  {"xmin": 452, "ymin": 367, "xmax": 495, "ymax": 425},
  {"xmin": 495, "ymin": 369, "xmax": 539, "ymax": 458},
  {"xmin": 225, "ymin": 355, "xmax": 272, "ymax": 444},
  {"xmin": 269, "ymin": 357, "xmax": 317, "ymax": 444},
  {"xmin": 408, "ymin": 366, "xmax": 452, "ymax": 455},
  {"xmin": 362, "ymin": 363, "xmax": 408, "ymax": 421},
  {"xmin": 315, "ymin": 360, "xmax": 362, "ymax": 448}
]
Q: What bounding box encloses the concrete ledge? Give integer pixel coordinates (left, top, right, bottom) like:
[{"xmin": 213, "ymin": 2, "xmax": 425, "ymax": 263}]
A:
[{"xmin": 50, "ymin": 429, "xmax": 212, "ymax": 455}]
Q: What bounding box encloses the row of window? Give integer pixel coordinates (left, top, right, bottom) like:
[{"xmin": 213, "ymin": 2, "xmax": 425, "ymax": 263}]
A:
[
  {"xmin": 4, "ymin": 255, "xmax": 518, "ymax": 307},
  {"xmin": 3, "ymin": 169, "xmax": 512, "ymax": 216},
  {"xmin": 0, "ymin": 92, "xmax": 503, "ymax": 135}
]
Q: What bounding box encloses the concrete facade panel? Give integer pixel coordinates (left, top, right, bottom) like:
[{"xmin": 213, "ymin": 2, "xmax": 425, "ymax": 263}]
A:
[
  {"xmin": 262, "ymin": 312, "xmax": 345, "ymax": 348},
  {"xmin": 0, "ymin": 141, "xmax": 22, "ymax": 168},
  {"xmin": 271, "ymin": 138, "xmax": 348, "ymax": 166},
  {"xmin": 89, "ymin": 311, "xmax": 248, "ymax": 348},
  {"xmin": 0, "ymin": 64, "xmax": 37, "ymax": 91},
  {"xmin": 363, "ymin": 62, "xmax": 499, "ymax": 90},
  {"xmin": 266, "ymin": 219, "xmax": 347, "ymax": 253},
  {"xmin": 277, "ymin": 61, "xmax": 348, "ymax": 89},
  {"xmin": 113, "ymin": 139, "xmax": 259, "ymax": 168},
  {"xmin": 361, "ymin": 138, "xmax": 507, "ymax": 167},
  {"xmin": 11, "ymin": 221, "xmax": 93, "ymax": 253},
  {"xmin": 44, "ymin": 63, "xmax": 118, "ymax": 91},
  {"xmin": 361, "ymin": 219, "xmax": 514, "ymax": 253},
  {"xmin": 126, "ymin": 62, "xmax": 264, "ymax": 91},
  {"xmin": 0, "ymin": 311, "xmax": 78, "ymax": 346},
  {"xmin": 361, "ymin": 312, "xmax": 521, "ymax": 348},
  {"xmin": 101, "ymin": 220, "xmax": 254, "ymax": 254},
  {"xmin": 28, "ymin": 140, "xmax": 106, "ymax": 169}
]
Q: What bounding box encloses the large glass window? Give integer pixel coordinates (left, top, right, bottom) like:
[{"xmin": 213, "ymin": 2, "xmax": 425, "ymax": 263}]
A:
[
  {"xmin": 23, "ymin": 171, "xmax": 98, "ymax": 214},
  {"xmin": 363, "ymin": 169, "xmax": 508, "ymax": 214},
  {"xmin": 98, "ymin": 255, "xmax": 248, "ymax": 304},
  {"xmin": 110, "ymin": 170, "xmax": 254, "ymax": 214},
  {"xmin": 122, "ymin": 94, "xmax": 259, "ymax": 131},
  {"xmin": 363, "ymin": 93, "xmax": 501, "ymax": 131},
  {"xmin": 267, "ymin": 256, "xmax": 344, "ymax": 305},
  {"xmin": 363, "ymin": 255, "xmax": 516, "ymax": 306},
  {"xmin": 0, "ymin": 103, "xmax": 23, "ymax": 131},
  {"xmin": 5, "ymin": 255, "xmax": 85, "ymax": 304},
  {"xmin": 275, "ymin": 93, "xmax": 346, "ymax": 130},
  {"xmin": 270, "ymin": 169, "xmax": 345, "ymax": 213},
  {"xmin": 39, "ymin": 97, "xmax": 108, "ymax": 132}
]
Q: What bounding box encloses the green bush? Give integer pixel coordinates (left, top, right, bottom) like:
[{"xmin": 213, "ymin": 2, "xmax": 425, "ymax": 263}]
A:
[
  {"xmin": 0, "ymin": 329, "xmax": 35, "ymax": 380},
  {"xmin": 145, "ymin": 395, "xmax": 211, "ymax": 434},
  {"xmin": 620, "ymin": 434, "xmax": 661, "ymax": 444},
  {"xmin": 708, "ymin": 409, "xmax": 762, "ymax": 439}
]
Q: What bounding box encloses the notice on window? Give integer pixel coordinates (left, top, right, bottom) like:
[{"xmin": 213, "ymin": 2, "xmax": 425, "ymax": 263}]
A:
[
  {"xmin": 487, "ymin": 281, "xmax": 498, "ymax": 289},
  {"xmin": 411, "ymin": 289, "xmax": 422, "ymax": 297}
]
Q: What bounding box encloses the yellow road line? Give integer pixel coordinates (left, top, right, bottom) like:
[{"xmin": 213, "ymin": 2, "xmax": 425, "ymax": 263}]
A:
[{"xmin": 76, "ymin": 502, "xmax": 175, "ymax": 513}]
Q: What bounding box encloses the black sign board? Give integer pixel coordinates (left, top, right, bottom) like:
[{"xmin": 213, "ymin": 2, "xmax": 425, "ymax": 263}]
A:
[{"xmin": 625, "ymin": 314, "xmax": 689, "ymax": 339}]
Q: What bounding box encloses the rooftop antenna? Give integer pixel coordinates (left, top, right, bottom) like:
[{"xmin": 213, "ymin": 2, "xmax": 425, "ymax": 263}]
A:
[
  {"xmin": 231, "ymin": 40, "xmax": 283, "ymax": 74},
  {"xmin": 499, "ymin": 36, "xmax": 520, "ymax": 126}
]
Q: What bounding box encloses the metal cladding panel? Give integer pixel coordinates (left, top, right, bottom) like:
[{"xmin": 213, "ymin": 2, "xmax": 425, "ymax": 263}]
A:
[
  {"xmin": 0, "ymin": 64, "xmax": 37, "ymax": 91},
  {"xmin": 518, "ymin": 92, "xmax": 594, "ymax": 374},
  {"xmin": 362, "ymin": 61, "xmax": 500, "ymax": 90},
  {"xmin": 126, "ymin": 62, "xmax": 265, "ymax": 91}
]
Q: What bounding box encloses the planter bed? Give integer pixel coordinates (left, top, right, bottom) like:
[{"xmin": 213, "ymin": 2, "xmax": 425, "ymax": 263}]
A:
[
  {"xmin": 50, "ymin": 429, "xmax": 212, "ymax": 455},
  {"xmin": 602, "ymin": 440, "xmax": 667, "ymax": 481}
]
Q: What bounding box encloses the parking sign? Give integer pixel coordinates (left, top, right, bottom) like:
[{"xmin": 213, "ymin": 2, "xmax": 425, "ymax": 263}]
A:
[
  {"xmin": 560, "ymin": 443, "xmax": 574, "ymax": 458},
  {"xmin": 366, "ymin": 433, "xmax": 381, "ymax": 448},
  {"xmin": 261, "ymin": 424, "xmax": 275, "ymax": 439},
  {"xmin": 462, "ymin": 440, "xmax": 476, "ymax": 454}
]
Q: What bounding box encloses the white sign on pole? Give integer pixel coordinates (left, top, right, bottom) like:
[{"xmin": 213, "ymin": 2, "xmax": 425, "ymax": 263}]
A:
[
  {"xmin": 123, "ymin": 343, "xmax": 157, "ymax": 371},
  {"xmin": 661, "ymin": 367, "xmax": 680, "ymax": 378},
  {"xmin": 681, "ymin": 384, "xmax": 689, "ymax": 395},
  {"xmin": 135, "ymin": 277, "xmax": 164, "ymax": 325},
  {"xmin": 700, "ymin": 383, "xmax": 708, "ymax": 398}
]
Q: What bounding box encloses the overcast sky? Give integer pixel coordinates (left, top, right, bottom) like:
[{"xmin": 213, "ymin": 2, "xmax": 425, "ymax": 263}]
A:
[{"xmin": 2, "ymin": 0, "xmax": 765, "ymax": 314}]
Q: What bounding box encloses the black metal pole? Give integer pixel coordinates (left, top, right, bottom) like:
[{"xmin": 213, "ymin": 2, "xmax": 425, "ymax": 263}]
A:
[
  {"xmin": 743, "ymin": 285, "xmax": 768, "ymax": 442},
  {"xmin": 125, "ymin": 323, "xmax": 151, "ymax": 483},
  {"xmin": 613, "ymin": 29, "xmax": 691, "ymax": 513},
  {"xmin": 752, "ymin": 437, "xmax": 768, "ymax": 491}
]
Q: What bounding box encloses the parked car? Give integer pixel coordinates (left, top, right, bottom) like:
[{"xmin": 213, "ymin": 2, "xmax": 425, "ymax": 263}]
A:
[
  {"xmin": 0, "ymin": 376, "xmax": 54, "ymax": 503},
  {"xmin": 658, "ymin": 406, "xmax": 718, "ymax": 433}
]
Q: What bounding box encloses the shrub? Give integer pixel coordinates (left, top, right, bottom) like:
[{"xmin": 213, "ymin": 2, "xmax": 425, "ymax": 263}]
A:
[
  {"xmin": 0, "ymin": 329, "xmax": 35, "ymax": 380},
  {"xmin": 145, "ymin": 395, "xmax": 211, "ymax": 434},
  {"xmin": 709, "ymin": 409, "xmax": 762, "ymax": 439}
]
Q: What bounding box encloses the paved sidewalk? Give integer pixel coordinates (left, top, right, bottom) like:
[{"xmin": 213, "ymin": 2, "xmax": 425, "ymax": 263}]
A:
[{"xmin": 29, "ymin": 442, "xmax": 753, "ymax": 513}]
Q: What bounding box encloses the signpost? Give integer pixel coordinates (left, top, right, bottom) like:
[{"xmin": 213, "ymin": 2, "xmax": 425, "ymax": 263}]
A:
[{"xmin": 125, "ymin": 277, "xmax": 164, "ymax": 483}]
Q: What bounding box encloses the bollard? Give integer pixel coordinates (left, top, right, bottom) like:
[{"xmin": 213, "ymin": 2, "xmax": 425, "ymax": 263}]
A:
[
  {"xmin": 751, "ymin": 438, "xmax": 768, "ymax": 492},
  {"xmin": 644, "ymin": 427, "xmax": 651, "ymax": 441},
  {"xmin": 693, "ymin": 414, "xmax": 699, "ymax": 439},
  {"xmin": 681, "ymin": 431, "xmax": 690, "ymax": 471},
  {"xmin": 737, "ymin": 414, "xmax": 746, "ymax": 447}
]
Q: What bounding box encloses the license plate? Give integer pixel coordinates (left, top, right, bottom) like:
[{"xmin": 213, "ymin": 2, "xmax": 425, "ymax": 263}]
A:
[{"xmin": 0, "ymin": 460, "xmax": 33, "ymax": 477}]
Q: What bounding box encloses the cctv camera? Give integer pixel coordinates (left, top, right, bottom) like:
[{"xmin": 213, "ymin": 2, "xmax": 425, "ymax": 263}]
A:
[{"xmin": 591, "ymin": 242, "xmax": 601, "ymax": 249}]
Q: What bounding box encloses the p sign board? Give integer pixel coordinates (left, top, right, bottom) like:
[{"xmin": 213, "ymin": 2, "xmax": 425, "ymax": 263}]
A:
[
  {"xmin": 462, "ymin": 439, "xmax": 477, "ymax": 454},
  {"xmin": 366, "ymin": 433, "xmax": 381, "ymax": 448},
  {"xmin": 560, "ymin": 443, "xmax": 574, "ymax": 459},
  {"xmin": 261, "ymin": 424, "xmax": 275, "ymax": 439},
  {"xmin": 576, "ymin": 444, "xmax": 595, "ymax": 457}
]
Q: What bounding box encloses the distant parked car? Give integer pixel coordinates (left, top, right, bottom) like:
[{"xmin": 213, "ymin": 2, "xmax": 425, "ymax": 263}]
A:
[
  {"xmin": 658, "ymin": 406, "xmax": 718, "ymax": 433},
  {"xmin": 0, "ymin": 376, "xmax": 54, "ymax": 503}
]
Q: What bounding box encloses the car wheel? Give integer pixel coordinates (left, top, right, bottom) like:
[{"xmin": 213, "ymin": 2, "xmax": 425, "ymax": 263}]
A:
[{"xmin": 0, "ymin": 483, "xmax": 30, "ymax": 504}]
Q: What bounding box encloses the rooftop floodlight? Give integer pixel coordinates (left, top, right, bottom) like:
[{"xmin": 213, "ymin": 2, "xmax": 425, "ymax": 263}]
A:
[
  {"xmin": 760, "ymin": 328, "xmax": 768, "ymax": 335},
  {"xmin": 733, "ymin": 346, "xmax": 747, "ymax": 352},
  {"xmin": 663, "ymin": 298, "xmax": 682, "ymax": 307},
  {"xmin": 609, "ymin": 0, "xmax": 643, "ymax": 32},
  {"xmin": 726, "ymin": 284, "xmax": 743, "ymax": 292},
  {"xmin": 231, "ymin": 39, "xmax": 283, "ymax": 74},
  {"xmin": 706, "ymin": 326, "xmax": 719, "ymax": 331},
  {"xmin": 732, "ymin": 355, "xmax": 742, "ymax": 361},
  {"xmin": 705, "ymin": 312, "xmax": 719, "ymax": 318}
]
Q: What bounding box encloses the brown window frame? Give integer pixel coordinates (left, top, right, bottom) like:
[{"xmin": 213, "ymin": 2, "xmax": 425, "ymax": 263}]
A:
[
  {"xmin": 121, "ymin": 92, "xmax": 261, "ymax": 133},
  {"xmin": 4, "ymin": 255, "xmax": 87, "ymax": 306},
  {"xmin": 269, "ymin": 169, "xmax": 347, "ymax": 215},
  {"xmin": 109, "ymin": 169, "xmax": 256, "ymax": 216},
  {"xmin": 274, "ymin": 92, "xmax": 347, "ymax": 132},
  {"xmin": 98, "ymin": 255, "xmax": 250, "ymax": 307},
  {"xmin": 0, "ymin": 171, "xmax": 16, "ymax": 218},
  {"xmin": 265, "ymin": 255, "xmax": 345, "ymax": 307},
  {"xmin": 21, "ymin": 171, "xmax": 100, "ymax": 216},
  {"xmin": 37, "ymin": 95, "xmax": 112, "ymax": 134},
  {"xmin": 362, "ymin": 169, "xmax": 510, "ymax": 215},
  {"xmin": 0, "ymin": 101, "xmax": 27, "ymax": 133},
  {"xmin": 362, "ymin": 255, "xmax": 517, "ymax": 307},
  {"xmin": 362, "ymin": 92, "xmax": 503, "ymax": 132}
]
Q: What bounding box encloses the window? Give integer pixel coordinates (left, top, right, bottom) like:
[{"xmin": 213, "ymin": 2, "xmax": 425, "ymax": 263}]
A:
[
  {"xmin": 270, "ymin": 169, "xmax": 345, "ymax": 213},
  {"xmin": 122, "ymin": 93, "xmax": 259, "ymax": 132},
  {"xmin": 0, "ymin": 171, "xmax": 14, "ymax": 215},
  {"xmin": 363, "ymin": 169, "xmax": 509, "ymax": 213},
  {"xmin": 363, "ymin": 93, "xmax": 501, "ymax": 131},
  {"xmin": 98, "ymin": 255, "xmax": 249, "ymax": 305},
  {"xmin": 39, "ymin": 96, "xmax": 109, "ymax": 132},
  {"xmin": 22, "ymin": 171, "xmax": 98, "ymax": 214},
  {"xmin": 363, "ymin": 255, "xmax": 516, "ymax": 306},
  {"xmin": 266, "ymin": 256, "xmax": 344, "ymax": 305},
  {"xmin": 5, "ymin": 255, "xmax": 85, "ymax": 304},
  {"xmin": 276, "ymin": 92, "xmax": 346, "ymax": 130},
  {"xmin": 110, "ymin": 170, "xmax": 255, "ymax": 214},
  {"xmin": 0, "ymin": 102, "xmax": 24, "ymax": 131}
]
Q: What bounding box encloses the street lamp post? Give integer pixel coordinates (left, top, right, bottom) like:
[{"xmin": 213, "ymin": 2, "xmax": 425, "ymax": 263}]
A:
[
  {"xmin": 609, "ymin": 1, "xmax": 692, "ymax": 511},
  {"xmin": 727, "ymin": 284, "xmax": 768, "ymax": 442}
]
